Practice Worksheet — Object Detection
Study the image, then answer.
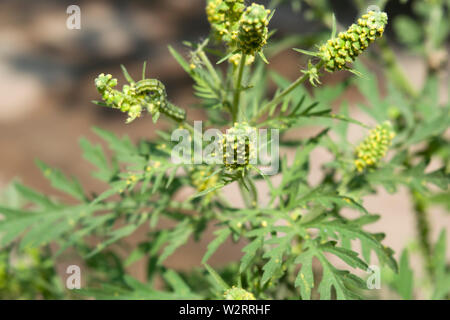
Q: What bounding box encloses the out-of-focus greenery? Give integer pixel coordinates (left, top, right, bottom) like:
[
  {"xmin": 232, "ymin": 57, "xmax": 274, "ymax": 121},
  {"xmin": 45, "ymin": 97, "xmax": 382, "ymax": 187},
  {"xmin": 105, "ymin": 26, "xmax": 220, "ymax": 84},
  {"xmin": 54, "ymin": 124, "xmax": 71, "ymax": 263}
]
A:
[
  {"xmin": 0, "ymin": 185, "xmax": 64, "ymax": 299},
  {"xmin": 0, "ymin": 248, "xmax": 64, "ymax": 299}
]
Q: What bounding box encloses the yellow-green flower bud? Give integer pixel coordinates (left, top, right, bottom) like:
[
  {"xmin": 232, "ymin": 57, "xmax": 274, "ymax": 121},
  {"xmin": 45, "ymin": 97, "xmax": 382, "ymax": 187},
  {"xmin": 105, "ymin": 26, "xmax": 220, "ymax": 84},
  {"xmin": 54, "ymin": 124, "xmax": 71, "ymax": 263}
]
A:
[
  {"xmin": 95, "ymin": 73, "xmax": 117, "ymax": 93},
  {"xmin": 95, "ymin": 74, "xmax": 136, "ymax": 113},
  {"xmin": 223, "ymin": 286, "xmax": 256, "ymax": 300},
  {"xmin": 206, "ymin": 0, "xmax": 225, "ymax": 26},
  {"xmin": 237, "ymin": 4, "xmax": 270, "ymax": 55},
  {"xmin": 229, "ymin": 53, "xmax": 255, "ymax": 66},
  {"xmin": 354, "ymin": 121, "xmax": 395, "ymax": 172},
  {"xmin": 319, "ymin": 11, "xmax": 388, "ymax": 72},
  {"xmin": 191, "ymin": 166, "xmax": 219, "ymax": 193},
  {"xmin": 126, "ymin": 105, "xmax": 142, "ymax": 124},
  {"xmin": 206, "ymin": 0, "xmax": 245, "ymax": 43}
]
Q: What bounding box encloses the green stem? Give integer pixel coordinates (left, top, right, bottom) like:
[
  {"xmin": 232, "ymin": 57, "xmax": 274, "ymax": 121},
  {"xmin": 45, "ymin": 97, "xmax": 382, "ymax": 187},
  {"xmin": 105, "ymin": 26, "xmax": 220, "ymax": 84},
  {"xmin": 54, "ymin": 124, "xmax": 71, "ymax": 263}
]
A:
[
  {"xmin": 233, "ymin": 54, "xmax": 247, "ymax": 122},
  {"xmin": 246, "ymin": 176, "xmax": 258, "ymax": 208},
  {"xmin": 238, "ymin": 178, "xmax": 252, "ymax": 208},
  {"xmin": 253, "ymin": 60, "xmax": 325, "ymax": 123},
  {"xmin": 411, "ymin": 190, "xmax": 434, "ymax": 278}
]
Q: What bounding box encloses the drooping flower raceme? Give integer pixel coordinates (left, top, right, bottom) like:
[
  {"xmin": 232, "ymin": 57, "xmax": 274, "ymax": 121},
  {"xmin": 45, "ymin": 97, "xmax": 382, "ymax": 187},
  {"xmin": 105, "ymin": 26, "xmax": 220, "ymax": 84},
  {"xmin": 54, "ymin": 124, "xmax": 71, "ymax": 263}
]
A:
[
  {"xmin": 354, "ymin": 121, "xmax": 395, "ymax": 172},
  {"xmin": 319, "ymin": 11, "xmax": 388, "ymax": 72},
  {"xmin": 94, "ymin": 74, "xmax": 185, "ymax": 123}
]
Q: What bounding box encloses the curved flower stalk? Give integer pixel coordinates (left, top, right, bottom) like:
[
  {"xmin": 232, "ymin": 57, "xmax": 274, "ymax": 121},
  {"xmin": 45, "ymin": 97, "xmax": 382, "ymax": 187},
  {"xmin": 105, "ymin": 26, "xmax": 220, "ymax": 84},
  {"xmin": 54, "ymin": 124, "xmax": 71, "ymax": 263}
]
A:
[
  {"xmin": 223, "ymin": 286, "xmax": 256, "ymax": 300},
  {"xmin": 354, "ymin": 121, "xmax": 395, "ymax": 172},
  {"xmin": 319, "ymin": 11, "xmax": 388, "ymax": 72},
  {"xmin": 94, "ymin": 67, "xmax": 185, "ymax": 124}
]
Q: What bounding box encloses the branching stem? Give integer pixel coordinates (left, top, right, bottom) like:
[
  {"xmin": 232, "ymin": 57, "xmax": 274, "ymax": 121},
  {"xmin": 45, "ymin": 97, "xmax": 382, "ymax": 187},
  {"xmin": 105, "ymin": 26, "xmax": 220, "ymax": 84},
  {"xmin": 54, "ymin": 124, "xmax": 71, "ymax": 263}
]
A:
[{"xmin": 253, "ymin": 60, "xmax": 325, "ymax": 122}]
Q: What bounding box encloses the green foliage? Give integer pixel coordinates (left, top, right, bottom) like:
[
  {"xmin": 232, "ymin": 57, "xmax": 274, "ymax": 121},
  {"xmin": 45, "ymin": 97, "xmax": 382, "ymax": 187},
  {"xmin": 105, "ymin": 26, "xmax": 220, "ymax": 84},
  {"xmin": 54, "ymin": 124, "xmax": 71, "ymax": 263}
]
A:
[
  {"xmin": 77, "ymin": 273, "xmax": 200, "ymax": 300},
  {"xmin": 0, "ymin": 248, "xmax": 64, "ymax": 299},
  {"xmin": 0, "ymin": 0, "xmax": 449, "ymax": 300},
  {"xmin": 0, "ymin": 185, "xmax": 64, "ymax": 299}
]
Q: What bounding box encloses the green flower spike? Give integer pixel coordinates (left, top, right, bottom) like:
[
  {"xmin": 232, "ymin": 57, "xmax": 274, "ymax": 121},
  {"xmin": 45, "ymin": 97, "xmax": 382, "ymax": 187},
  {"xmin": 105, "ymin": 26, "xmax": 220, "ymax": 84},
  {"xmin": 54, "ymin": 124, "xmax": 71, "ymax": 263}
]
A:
[
  {"xmin": 222, "ymin": 122, "xmax": 257, "ymax": 172},
  {"xmin": 354, "ymin": 121, "xmax": 395, "ymax": 172},
  {"xmin": 223, "ymin": 286, "xmax": 256, "ymax": 300},
  {"xmin": 236, "ymin": 3, "xmax": 271, "ymax": 56},
  {"xmin": 206, "ymin": 0, "xmax": 224, "ymax": 26},
  {"xmin": 319, "ymin": 10, "xmax": 388, "ymax": 72}
]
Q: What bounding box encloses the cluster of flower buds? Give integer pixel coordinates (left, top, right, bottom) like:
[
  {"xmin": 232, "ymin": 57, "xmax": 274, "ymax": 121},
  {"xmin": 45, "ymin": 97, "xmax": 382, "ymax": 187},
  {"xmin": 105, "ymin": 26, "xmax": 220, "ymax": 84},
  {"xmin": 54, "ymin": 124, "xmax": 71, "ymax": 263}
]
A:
[
  {"xmin": 190, "ymin": 165, "xmax": 219, "ymax": 193},
  {"xmin": 223, "ymin": 286, "xmax": 256, "ymax": 300},
  {"xmin": 206, "ymin": 1, "xmax": 271, "ymax": 61},
  {"xmin": 354, "ymin": 121, "xmax": 395, "ymax": 172},
  {"xmin": 319, "ymin": 11, "xmax": 388, "ymax": 72},
  {"xmin": 236, "ymin": 3, "xmax": 270, "ymax": 55},
  {"xmin": 206, "ymin": 0, "xmax": 245, "ymax": 43},
  {"xmin": 229, "ymin": 53, "xmax": 255, "ymax": 67},
  {"xmin": 222, "ymin": 122, "xmax": 257, "ymax": 172},
  {"xmin": 95, "ymin": 73, "xmax": 141, "ymax": 123},
  {"xmin": 94, "ymin": 74, "xmax": 185, "ymax": 123}
]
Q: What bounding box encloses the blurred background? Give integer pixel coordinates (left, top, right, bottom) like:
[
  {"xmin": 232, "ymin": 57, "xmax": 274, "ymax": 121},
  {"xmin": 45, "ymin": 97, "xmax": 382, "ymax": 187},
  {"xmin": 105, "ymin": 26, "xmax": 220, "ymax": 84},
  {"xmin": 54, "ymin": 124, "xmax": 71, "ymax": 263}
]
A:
[{"xmin": 0, "ymin": 0, "xmax": 448, "ymax": 297}]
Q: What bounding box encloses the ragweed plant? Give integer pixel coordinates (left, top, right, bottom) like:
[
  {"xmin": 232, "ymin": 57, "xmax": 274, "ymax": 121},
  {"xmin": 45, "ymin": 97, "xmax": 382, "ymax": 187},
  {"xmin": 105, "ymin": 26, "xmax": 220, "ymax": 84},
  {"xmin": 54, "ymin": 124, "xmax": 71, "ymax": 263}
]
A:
[{"xmin": 0, "ymin": 0, "xmax": 449, "ymax": 300}]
